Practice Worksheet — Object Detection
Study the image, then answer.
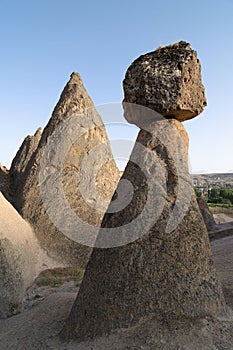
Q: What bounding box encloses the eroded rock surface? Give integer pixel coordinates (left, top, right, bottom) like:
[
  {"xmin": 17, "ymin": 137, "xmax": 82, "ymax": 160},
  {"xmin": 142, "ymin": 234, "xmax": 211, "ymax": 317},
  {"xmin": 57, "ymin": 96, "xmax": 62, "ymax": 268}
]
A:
[
  {"xmin": 0, "ymin": 164, "xmax": 12, "ymax": 201},
  {"xmin": 61, "ymin": 44, "xmax": 226, "ymax": 342},
  {"xmin": 11, "ymin": 73, "xmax": 119, "ymax": 266},
  {"xmin": 10, "ymin": 127, "xmax": 42, "ymax": 191},
  {"xmin": 123, "ymin": 41, "xmax": 207, "ymax": 126},
  {"xmin": 62, "ymin": 120, "xmax": 226, "ymax": 341},
  {"xmin": 0, "ymin": 193, "xmax": 39, "ymax": 318},
  {"xmin": 197, "ymin": 194, "xmax": 216, "ymax": 231}
]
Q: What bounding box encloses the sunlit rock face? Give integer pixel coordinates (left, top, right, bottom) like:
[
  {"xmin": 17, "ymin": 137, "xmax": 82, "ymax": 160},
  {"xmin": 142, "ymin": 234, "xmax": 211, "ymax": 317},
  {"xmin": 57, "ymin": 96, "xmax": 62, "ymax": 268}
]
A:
[
  {"xmin": 0, "ymin": 193, "xmax": 39, "ymax": 318},
  {"xmin": 10, "ymin": 73, "xmax": 120, "ymax": 267},
  {"xmin": 10, "ymin": 127, "xmax": 42, "ymax": 191}
]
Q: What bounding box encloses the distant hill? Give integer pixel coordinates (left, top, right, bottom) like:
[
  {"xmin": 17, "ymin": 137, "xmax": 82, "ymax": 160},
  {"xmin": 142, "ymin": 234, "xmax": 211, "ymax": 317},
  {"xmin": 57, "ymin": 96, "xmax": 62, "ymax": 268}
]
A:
[
  {"xmin": 192, "ymin": 173, "xmax": 233, "ymax": 189},
  {"xmin": 192, "ymin": 170, "xmax": 208, "ymax": 174}
]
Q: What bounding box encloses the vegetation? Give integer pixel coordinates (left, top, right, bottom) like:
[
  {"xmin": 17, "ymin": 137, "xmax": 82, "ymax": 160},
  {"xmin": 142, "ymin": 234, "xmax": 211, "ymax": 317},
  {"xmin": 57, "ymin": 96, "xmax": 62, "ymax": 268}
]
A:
[
  {"xmin": 194, "ymin": 186, "xmax": 233, "ymax": 212},
  {"xmin": 208, "ymin": 203, "xmax": 233, "ymax": 209},
  {"xmin": 36, "ymin": 267, "xmax": 84, "ymax": 287},
  {"xmin": 195, "ymin": 185, "xmax": 233, "ymax": 206},
  {"xmin": 194, "ymin": 187, "xmax": 202, "ymax": 198},
  {"xmin": 207, "ymin": 187, "xmax": 233, "ymax": 206}
]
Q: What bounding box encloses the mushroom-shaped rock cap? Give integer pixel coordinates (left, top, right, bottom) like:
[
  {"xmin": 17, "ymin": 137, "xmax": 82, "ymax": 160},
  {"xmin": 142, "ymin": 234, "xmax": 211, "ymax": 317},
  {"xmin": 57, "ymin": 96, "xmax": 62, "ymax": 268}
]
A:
[{"xmin": 123, "ymin": 41, "xmax": 207, "ymax": 126}]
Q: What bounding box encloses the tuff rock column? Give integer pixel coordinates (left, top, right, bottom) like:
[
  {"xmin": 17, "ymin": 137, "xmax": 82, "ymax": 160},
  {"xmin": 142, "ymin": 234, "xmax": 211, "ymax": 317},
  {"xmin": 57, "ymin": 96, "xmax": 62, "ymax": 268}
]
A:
[
  {"xmin": 10, "ymin": 73, "xmax": 119, "ymax": 266},
  {"xmin": 61, "ymin": 42, "xmax": 227, "ymax": 341}
]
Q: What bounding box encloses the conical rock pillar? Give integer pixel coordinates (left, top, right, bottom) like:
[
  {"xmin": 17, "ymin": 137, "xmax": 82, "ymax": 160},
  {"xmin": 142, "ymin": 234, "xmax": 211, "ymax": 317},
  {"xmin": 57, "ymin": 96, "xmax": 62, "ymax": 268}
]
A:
[
  {"xmin": 10, "ymin": 73, "xmax": 119, "ymax": 266},
  {"xmin": 61, "ymin": 42, "xmax": 227, "ymax": 341},
  {"xmin": 61, "ymin": 119, "xmax": 226, "ymax": 341}
]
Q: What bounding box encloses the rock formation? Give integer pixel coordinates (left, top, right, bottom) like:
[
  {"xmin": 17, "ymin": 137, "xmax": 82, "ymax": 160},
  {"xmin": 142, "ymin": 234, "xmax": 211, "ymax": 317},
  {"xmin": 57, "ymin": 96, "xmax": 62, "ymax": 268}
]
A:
[
  {"xmin": 0, "ymin": 164, "xmax": 12, "ymax": 201},
  {"xmin": 196, "ymin": 194, "xmax": 233, "ymax": 240},
  {"xmin": 11, "ymin": 73, "xmax": 119, "ymax": 266},
  {"xmin": 10, "ymin": 127, "xmax": 42, "ymax": 192},
  {"xmin": 197, "ymin": 193, "xmax": 216, "ymax": 231},
  {"xmin": 0, "ymin": 193, "xmax": 39, "ymax": 318},
  {"xmin": 61, "ymin": 42, "xmax": 227, "ymax": 341},
  {"xmin": 123, "ymin": 41, "xmax": 207, "ymax": 126}
]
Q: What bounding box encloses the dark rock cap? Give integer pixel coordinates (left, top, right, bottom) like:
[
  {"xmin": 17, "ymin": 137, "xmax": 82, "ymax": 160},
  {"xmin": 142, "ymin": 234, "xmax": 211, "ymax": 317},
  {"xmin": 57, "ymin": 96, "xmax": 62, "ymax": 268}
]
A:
[{"xmin": 123, "ymin": 41, "xmax": 207, "ymax": 126}]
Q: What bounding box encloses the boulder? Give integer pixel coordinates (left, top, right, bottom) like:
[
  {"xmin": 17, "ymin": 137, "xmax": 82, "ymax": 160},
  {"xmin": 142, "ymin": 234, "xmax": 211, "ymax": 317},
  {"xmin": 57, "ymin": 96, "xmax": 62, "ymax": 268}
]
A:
[
  {"xmin": 11, "ymin": 72, "xmax": 119, "ymax": 266},
  {"xmin": 123, "ymin": 41, "xmax": 207, "ymax": 126}
]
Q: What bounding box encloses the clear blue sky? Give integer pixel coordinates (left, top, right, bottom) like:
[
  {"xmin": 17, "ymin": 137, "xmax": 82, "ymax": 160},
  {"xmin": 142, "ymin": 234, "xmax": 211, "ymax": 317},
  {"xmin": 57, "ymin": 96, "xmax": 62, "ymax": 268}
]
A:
[{"xmin": 0, "ymin": 0, "xmax": 232, "ymax": 173}]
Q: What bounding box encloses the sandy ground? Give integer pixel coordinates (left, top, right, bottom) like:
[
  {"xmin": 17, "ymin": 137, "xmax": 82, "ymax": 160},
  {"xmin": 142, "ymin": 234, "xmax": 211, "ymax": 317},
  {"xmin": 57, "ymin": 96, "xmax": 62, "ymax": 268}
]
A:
[
  {"xmin": 0, "ymin": 236, "xmax": 233, "ymax": 349},
  {"xmin": 214, "ymin": 213, "xmax": 233, "ymax": 224}
]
